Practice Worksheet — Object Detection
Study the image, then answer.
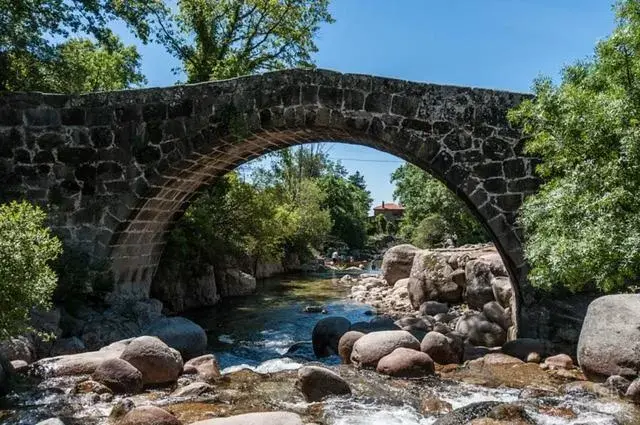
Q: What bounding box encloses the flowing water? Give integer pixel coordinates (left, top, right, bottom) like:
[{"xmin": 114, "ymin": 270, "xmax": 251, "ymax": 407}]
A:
[
  {"xmin": 185, "ymin": 273, "xmax": 372, "ymax": 371},
  {"xmin": 3, "ymin": 274, "xmax": 640, "ymax": 425}
]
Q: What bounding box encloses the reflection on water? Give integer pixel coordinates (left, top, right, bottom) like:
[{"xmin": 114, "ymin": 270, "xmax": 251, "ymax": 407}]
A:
[{"xmin": 185, "ymin": 274, "xmax": 372, "ymax": 369}]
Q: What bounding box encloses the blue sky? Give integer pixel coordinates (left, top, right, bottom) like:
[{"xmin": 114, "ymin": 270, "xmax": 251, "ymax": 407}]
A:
[{"xmin": 114, "ymin": 1, "xmax": 615, "ymax": 211}]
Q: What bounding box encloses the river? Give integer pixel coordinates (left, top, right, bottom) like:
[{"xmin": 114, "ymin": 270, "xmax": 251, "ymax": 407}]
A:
[
  {"xmin": 184, "ymin": 274, "xmax": 373, "ymax": 371},
  {"xmin": 3, "ymin": 273, "xmax": 640, "ymax": 425}
]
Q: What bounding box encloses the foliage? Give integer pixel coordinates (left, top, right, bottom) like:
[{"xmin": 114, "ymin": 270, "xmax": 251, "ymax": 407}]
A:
[
  {"xmin": 53, "ymin": 249, "xmax": 113, "ymax": 308},
  {"xmin": 161, "ymin": 0, "xmax": 334, "ymax": 82},
  {"xmin": 5, "ymin": 36, "xmax": 146, "ymax": 93},
  {"xmin": 0, "ymin": 0, "xmax": 165, "ymax": 91},
  {"xmin": 508, "ymin": 0, "xmax": 640, "ymax": 293},
  {"xmin": 391, "ymin": 163, "xmax": 488, "ymax": 248},
  {"xmin": 0, "ymin": 201, "xmax": 61, "ymax": 339},
  {"xmin": 318, "ymin": 172, "xmax": 371, "ymax": 249}
]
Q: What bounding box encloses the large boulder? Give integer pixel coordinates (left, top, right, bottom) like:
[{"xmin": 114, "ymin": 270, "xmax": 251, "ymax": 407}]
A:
[
  {"xmin": 31, "ymin": 341, "xmax": 126, "ymax": 377},
  {"xmin": 50, "ymin": 337, "xmax": 86, "ymax": 357},
  {"xmin": 381, "ymin": 244, "xmax": 420, "ymax": 286},
  {"xmin": 338, "ymin": 331, "xmax": 364, "ymax": 364},
  {"xmin": 92, "ymin": 358, "xmax": 143, "ymax": 394},
  {"xmin": 120, "ymin": 336, "xmax": 183, "ymax": 385},
  {"xmin": 312, "ymin": 317, "xmax": 351, "ymax": 357},
  {"xmin": 152, "ymin": 265, "xmax": 220, "ymax": 312},
  {"xmin": 376, "ymin": 347, "xmax": 435, "ymax": 377},
  {"xmin": 295, "ymin": 366, "xmax": 351, "ymax": 402},
  {"xmin": 482, "ymin": 301, "xmax": 512, "ymax": 330},
  {"xmin": 36, "ymin": 419, "xmax": 65, "ymax": 425},
  {"xmin": 183, "ymin": 354, "xmax": 221, "ymax": 382},
  {"xmin": 217, "ymin": 269, "xmax": 257, "ymax": 297},
  {"xmin": 464, "ymin": 259, "xmax": 497, "ymax": 309},
  {"xmin": 189, "ymin": 412, "xmax": 303, "ymax": 425},
  {"xmin": 143, "ymin": 317, "xmax": 207, "ymax": 360},
  {"xmin": 350, "ymin": 330, "xmax": 420, "ymax": 368},
  {"xmin": 491, "ymin": 276, "xmax": 514, "ymax": 310},
  {"xmin": 0, "ymin": 336, "xmax": 36, "ymax": 363},
  {"xmin": 626, "ymin": 377, "xmax": 640, "ymax": 404},
  {"xmin": 119, "ymin": 406, "xmax": 181, "ymax": 425},
  {"xmin": 577, "ymin": 294, "xmax": 640, "ymax": 380},
  {"xmin": 455, "ymin": 312, "xmax": 506, "ymax": 347},
  {"xmin": 410, "ymin": 251, "xmax": 463, "ymax": 304},
  {"xmin": 420, "ymin": 331, "xmax": 464, "ymax": 365},
  {"xmin": 502, "ymin": 338, "xmax": 549, "ymax": 361}
]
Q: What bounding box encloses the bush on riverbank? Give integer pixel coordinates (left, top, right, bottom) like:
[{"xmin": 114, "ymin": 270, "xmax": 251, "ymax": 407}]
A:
[
  {"xmin": 0, "ymin": 201, "xmax": 62, "ymax": 339},
  {"xmin": 509, "ymin": 0, "xmax": 640, "ymax": 293}
]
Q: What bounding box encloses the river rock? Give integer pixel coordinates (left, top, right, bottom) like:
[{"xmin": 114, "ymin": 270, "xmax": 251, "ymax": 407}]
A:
[
  {"xmin": 502, "ymin": 338, "xmax": 548, "ymax": 361},
  {"xmin": 10, "ymin": 360, "xmax": 28, "ymax": 373},
  {"xmin": 455, "ymin": 312, "xmax": 506, "ymax": 347},
  {"xmin": 312, "ymin": 317, "xmax": 351, "ymax": 357},
  {"xmin": 189, "ymin": 412, "xmax": 303, "ymax": 425},
  {"xmin": 463, "ymin": 259, "xmax": 497, "ymax": 309},
  {"xmin": 625, "ymin": 377, "xmax": 640, "ymax": 403},
  {"xmin": 376, "ymin": 347, "xmax": 435, "ymax": 377},
  {"xmin": 143, "ymin": 317, "xmax": 207, "ymax": 360},
  {"xmin": 362, "ymin": 277, "xmax": 386, "ymax": 289},
  {"xmin": 420, "ymin": 331, "xmax": 463, "ymax": 365},
  {"xmin": 394, "ymin": 277, "xmax": 410, "ymax": 290},
  {"xmin": 120, "ymin": 336, "xmax": 183, "ymax": 385},
  {"xmin": 410, "ymin": 251, "xmax": 462, "ymax": 303},
  {"xmin": 351, "ymin": 330, "xmax": 420, "ymax": 368},
  {"xmin": 172, "ymin": 381, "xmax": 214, "ymax": 397},
  {"xmin": 152, "ymin": 264, "xmax": 220, "ymax": 312},
  {"xmin": 183, "ymin": 354, "xmax": 221, "ymax": 382},
  {"xmin": 491, "ymin": 276, "xmax": 514, "ymax": 309},
  {"xmin": 36, "ymin": 419, "xmax": 65, "ymax": 425},
  {"xmin": 73, "ymin": 379, "xmax": 112, "ymax": 395},
  {"xmin": 338, "ymin": 331, "xmax": 364, "ymax": 364},
  {"xmin": 432, "ymin": 401, "xmax": 503, "ymax": 425},
  {"xmin": 577, "ymin": 294, "xmax": 640, "ymax": 380},
  {"xmin": 295, "ymin": 365, "xmax": 351, "ymax": 401},
  {"xmin": 419, "ymin": 301, "xmax": 449, "ymax": 316},
  {"xmin": 604, "ymin": 375, "xmax": 631, "ymax": 395},
  {"xmin": 482, "ymin": 301, "xmax": 511, "ymax": 330},
  {"xmin": 350, "ymin": 317, "xmax": 400, "ymax": 334},
  {"xmin": 92, "ymin": 358, "xmax": 143, "ymax": 394},
  {"xmin": 544, "ymin": 354, "xmax": 574, "ymax": 370},
  {"xmin": 395, "ymin": 317, "xmax": 432, "ymax": 333},
  {"xmin": 421, "ymin": 395, "xmax": 453, "ymax": 415},
  {"xmin": 381, "ymin": 244, "xmax": 420, "ymax": 286},
  {"xmin": 407, "ymin": 277, "xmax": 432, "ymax": 310},
  {"xmin": 31, "ymin": 341, "xmax": 126, "ymax": 377},
  {"xmin": 50, "ymin": 337, "xmax": 86, "ymax": 357},
  {"xmin": 119, "ymin": 406, "xmax": 181, "ymax": 425},
  {"xmin": 0, "ymin": 336, "xmax": 36, "ymax": 363},
  {"xmin": 217, "ymin": 269, "xmax": 257, "ymax": 297}
]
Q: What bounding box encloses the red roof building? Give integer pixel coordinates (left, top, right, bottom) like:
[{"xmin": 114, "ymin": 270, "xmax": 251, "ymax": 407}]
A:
[{"xmin": 372, "ymin": 201, "xmax": 405, "ymax": 220}]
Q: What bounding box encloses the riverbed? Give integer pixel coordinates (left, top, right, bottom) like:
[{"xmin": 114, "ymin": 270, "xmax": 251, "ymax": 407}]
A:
[{"xmin": 2, "ymin": 274, "xmax": 640, "ymax": 425}]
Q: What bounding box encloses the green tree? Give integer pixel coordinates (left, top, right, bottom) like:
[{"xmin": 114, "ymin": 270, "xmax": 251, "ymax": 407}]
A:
[
  {"xmin": 318, "ymin": 171, "xmax": 371, "ymax": 249},
  {"xmin": 161, "ymin": 0, "xmax": 334, "ymax": 82},
  {"xmin": 1, "ymin": 0, "xmax": 165, "ymax": 91},
  {"xmin": 391, "ymin": 164, "xmax": 487, "ymax": 248},
  {"xmin": 508, "ymin": 0, "xmax": 640, "ymax": 293},
  {"xmin": 0, "ymin": 201, "xmax": 62, "ymax": 339}
]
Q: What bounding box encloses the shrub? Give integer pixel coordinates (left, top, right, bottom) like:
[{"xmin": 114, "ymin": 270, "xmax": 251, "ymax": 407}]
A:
[{"xmin": 0, "ymin": 201, "xmax": 62, "ymax": 338}]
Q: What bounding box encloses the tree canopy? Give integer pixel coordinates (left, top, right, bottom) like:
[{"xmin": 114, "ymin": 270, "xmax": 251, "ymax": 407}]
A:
[
  {"xmin": 161, "ymin": 0, "xmax": 334, "ymax": 82},
  {"xmin": 391, "ymin": 163, "xmax": 487, "ymax": 248},
  {"xmin": 508, "ymin": 0, "xmax": 640, "ymax": 293},
  {"xmin": 0, "ymin": 0, "xmax": 166, "ymax": 92}
]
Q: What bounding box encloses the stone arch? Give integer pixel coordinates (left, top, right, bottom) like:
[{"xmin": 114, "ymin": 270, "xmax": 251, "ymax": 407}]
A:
[{"xmin": 0, "ymin": 69, "xmax": 539, "ymax": 334}]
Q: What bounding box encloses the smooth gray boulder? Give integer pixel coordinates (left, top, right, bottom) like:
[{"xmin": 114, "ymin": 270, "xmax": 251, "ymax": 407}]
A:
[
  {"xmin": 295, "ymin": 365, "xmax": 351, "ymax": 401},
  {"xmin": 381, "ymin": 244, "xmax": 420, "ymax": 286},
  {"xmin": 577, "ymin": 294, "xmax": 640, "ymax": 380},
  {"xmin": 143, "ymin": 316, "xmax": 207, "ymax": 360},
  {"xmin": 120, "ymin": 336, "xmax": 183, "ymax": 385},
  {"xmin": 351, "ymin": 330, "xmax": 420, "ymax": 368}
]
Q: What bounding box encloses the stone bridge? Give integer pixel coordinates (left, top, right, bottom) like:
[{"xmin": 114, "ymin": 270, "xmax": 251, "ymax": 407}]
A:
[{"xmin": 0, "ymin": 69, "xmax": 542, "ymax": 335}]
